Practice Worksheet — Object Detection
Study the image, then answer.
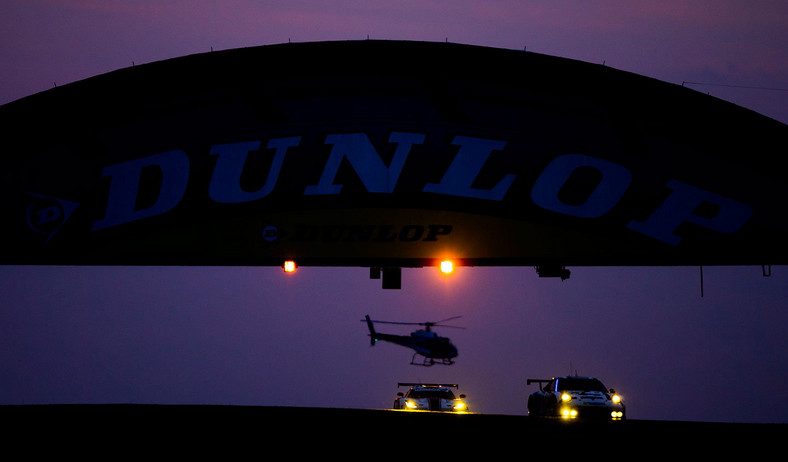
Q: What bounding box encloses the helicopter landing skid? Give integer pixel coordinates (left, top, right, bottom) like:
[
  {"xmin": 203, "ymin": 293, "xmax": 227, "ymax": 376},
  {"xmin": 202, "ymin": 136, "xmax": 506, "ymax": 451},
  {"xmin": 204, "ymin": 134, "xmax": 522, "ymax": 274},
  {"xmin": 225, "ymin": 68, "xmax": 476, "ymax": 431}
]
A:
[{"xmin": 411, "ymin": 353, "xmax": 455, "ymax": 367}]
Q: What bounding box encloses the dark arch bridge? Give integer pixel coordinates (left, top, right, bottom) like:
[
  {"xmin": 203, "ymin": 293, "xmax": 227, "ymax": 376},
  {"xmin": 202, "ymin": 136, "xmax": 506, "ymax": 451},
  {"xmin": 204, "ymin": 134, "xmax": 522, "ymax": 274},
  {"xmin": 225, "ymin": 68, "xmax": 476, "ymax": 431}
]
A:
[{"xmin": 2, "ymin": 40, "xmax": 785, "ymax": 288}]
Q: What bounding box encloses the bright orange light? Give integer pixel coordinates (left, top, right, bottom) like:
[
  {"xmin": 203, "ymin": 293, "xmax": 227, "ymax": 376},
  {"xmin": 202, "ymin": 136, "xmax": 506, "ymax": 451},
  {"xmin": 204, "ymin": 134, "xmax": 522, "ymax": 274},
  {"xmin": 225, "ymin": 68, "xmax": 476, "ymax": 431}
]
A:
[
  {"xmin": 283, "ymin": 260, "xmax": 297, "ymax": 273},
  {"xmin": 439, "ymin": 260, "xmax": 454, "ymax": 274}
]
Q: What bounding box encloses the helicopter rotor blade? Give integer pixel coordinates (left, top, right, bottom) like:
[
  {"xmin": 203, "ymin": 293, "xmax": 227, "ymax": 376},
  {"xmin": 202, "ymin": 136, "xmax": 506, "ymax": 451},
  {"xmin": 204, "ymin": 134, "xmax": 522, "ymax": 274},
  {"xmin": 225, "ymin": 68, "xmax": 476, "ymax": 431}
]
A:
[
  {"xmin": 421, "ymin": 316, "xmax": 465, "ymax": 329},
  {"xmin": 434, "ymin": 316, "xmax": 462, "ymax": 324},
  {"xmin": 361, "ymin": 316, "xmax": 465, "ymax": 329},
  {"xmin": 361, "ymin": 319, "xmax": 422, "ymax": 326},
  {"xmin": 426, "ymin": 316, "xmax": 464, "ymax": 328}
]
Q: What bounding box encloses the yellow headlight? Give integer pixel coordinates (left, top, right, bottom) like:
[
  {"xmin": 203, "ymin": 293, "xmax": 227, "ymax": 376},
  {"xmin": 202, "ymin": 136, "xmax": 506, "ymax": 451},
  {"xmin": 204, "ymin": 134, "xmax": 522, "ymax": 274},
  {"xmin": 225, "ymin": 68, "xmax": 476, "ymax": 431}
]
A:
[
  {"xmin": 405, "ymin": 400, "xmax": 418, "ymax": 409},
  {"xmin": 611, "ymin": 394, "xmax": 621, "ymax": 404},
  {"xmin": 453, "ymin": 401, "xmax": 466, "ymax": 411},
  {"xmin": 561, "ymin": 393, "xmax": 572, "ymax": 402},
  {"xmin": 561, "ymin": 408, "xmax": 577, "ymax": 418}
]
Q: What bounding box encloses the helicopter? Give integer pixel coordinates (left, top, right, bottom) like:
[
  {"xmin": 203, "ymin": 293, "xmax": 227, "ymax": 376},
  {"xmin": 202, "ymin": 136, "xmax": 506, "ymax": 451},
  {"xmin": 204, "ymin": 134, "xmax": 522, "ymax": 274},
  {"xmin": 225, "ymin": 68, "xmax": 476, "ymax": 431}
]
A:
[{"xmin": 362, "ymin": 314, "xmax": 464, "ymax": 366}]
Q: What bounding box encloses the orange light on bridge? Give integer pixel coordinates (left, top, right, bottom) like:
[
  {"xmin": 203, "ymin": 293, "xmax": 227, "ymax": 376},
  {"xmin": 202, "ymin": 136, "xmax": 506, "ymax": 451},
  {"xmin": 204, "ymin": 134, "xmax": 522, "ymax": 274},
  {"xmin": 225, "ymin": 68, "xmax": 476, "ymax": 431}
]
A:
[
  {"xmin": 283, "ymin": 260, "xmax": 297, "ymax": 273},
  {"xmin": 439, "ymin": 260, "xmax": 454, "ymax": 275}
]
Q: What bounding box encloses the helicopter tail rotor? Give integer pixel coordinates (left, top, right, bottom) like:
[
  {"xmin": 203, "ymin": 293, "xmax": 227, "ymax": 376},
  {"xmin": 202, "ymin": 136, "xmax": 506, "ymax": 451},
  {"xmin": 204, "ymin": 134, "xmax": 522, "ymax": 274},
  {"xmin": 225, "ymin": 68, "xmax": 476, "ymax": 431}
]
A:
[{"xmin": 364, "ymin": 315, "xmax": 377, "ymax": 346}]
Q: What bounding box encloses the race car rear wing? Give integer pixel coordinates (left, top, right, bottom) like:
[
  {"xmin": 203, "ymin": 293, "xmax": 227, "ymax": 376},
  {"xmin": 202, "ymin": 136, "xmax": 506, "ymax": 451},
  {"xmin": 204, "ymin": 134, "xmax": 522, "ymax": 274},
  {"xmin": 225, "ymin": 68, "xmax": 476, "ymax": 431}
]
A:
[
  {"xmin": 398, "ymin": 382, "xmax": 459, "ymax": 388},
  {"xmin": 526, "ymin": 379, "xmax": 551, "ymax": 391}
]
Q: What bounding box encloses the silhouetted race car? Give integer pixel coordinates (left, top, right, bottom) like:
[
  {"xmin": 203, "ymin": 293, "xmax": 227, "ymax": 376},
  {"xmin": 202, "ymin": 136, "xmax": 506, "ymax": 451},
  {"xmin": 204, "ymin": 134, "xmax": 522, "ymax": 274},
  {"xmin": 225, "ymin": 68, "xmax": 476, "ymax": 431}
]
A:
[
  {"xmin": 527, "ymin": 376, "xmax": 625, "ymax": 420},
  {"xmin": 393, "ymin": 383, "xmax": 468, "ymax": 412}
]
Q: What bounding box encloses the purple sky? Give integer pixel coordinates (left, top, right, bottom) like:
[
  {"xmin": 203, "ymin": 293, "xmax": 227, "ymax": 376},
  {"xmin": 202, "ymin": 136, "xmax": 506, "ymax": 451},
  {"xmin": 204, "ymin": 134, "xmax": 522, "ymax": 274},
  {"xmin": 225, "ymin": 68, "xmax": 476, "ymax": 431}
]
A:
[{"xmin": 1, "ymin": 1, "xmax": 786, "ymax": 423}]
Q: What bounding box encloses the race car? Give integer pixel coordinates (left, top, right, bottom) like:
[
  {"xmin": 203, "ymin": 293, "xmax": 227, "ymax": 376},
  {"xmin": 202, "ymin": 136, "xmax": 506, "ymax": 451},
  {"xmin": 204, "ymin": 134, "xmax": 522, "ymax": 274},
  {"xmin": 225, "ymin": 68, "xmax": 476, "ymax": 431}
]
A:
[
  {"xmin": 393, "ymin": 383, "xmax": 468, "ymax": 412},
  {"xmin": 527, "ymin": 376, "xmax": 625, "ymax": 420}
]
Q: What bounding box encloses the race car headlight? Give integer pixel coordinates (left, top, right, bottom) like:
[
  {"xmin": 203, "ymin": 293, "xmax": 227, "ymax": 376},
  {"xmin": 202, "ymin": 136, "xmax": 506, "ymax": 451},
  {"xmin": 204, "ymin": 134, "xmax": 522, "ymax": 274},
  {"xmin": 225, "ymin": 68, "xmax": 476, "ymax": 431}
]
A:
[
  {"xmin": 561, "ymin": 393, "xmax": 572, "ymax": 402},
  {"xmin": 404, "ymin": 400, "xmax": 418, "ymax": 409},
  {"xmin": 561, "ymin": 408, "xmax": 578, "ymax": 419},
  {"xmin": 453, "ymin": 401, "xmax": 466, "ymax": 411},
  {"xmin": 611, "ymin": 394, "xmax": 621, "ymax": 404}
]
